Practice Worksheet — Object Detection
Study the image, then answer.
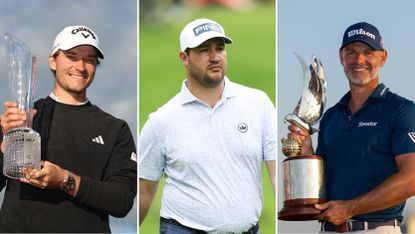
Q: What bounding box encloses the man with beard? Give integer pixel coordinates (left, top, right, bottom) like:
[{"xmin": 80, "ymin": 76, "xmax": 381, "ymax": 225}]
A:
[
  {"xmin": 139, "ymin": 18, "xmax": 275, "ymax": 233},
  {"xmin": 0, "ymin": 25, "xmax": 137, "ymax": 232},
  {"xmin": 286, "ymin": 22, "xmax": 415, "ymax": 233}
]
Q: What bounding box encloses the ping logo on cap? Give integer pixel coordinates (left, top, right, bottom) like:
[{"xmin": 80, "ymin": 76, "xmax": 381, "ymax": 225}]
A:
[
  {"xmin": 348, "ymin": 28, "xmax": 376, "ymax": 40},
  {"xmin": 193, "ymin": 23, "xmax": 222, "ymax": 36},
  {"xmin": 71, "ymin": 26, "xmax": 96, "ymax": 40}
]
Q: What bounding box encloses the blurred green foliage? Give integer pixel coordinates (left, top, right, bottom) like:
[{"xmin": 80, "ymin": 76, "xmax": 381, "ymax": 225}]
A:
[{"xmin": 139, "ymin": 3, "xmax": 275, "ymax": 234}]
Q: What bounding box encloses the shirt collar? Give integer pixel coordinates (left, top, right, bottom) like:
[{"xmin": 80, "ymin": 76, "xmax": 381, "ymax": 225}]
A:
[
  {"xmin": 49, "ymin": 92, "xmax": 90, "ymax": 106},
  {"xmin": 339, "ymin": 83, "xmax": 389, "ymax": 106},
  {"xmin": 179, "ymin": 76, "xmax": 238, "ymax": 105}
]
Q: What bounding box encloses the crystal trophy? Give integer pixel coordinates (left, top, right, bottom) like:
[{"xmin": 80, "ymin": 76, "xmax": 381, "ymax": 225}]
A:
[
  {"xmin": 3, "ymin": 33, "xmax": 40, "ymax": 179},
  {"xmin": 278, "ymin": 54, "xmax": 327, "ymax": 220}
]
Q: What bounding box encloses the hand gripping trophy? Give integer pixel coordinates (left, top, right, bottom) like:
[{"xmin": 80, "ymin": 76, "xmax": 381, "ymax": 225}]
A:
[
  {"xmin": 2, "ymin": 34, "xmax": 40, "ymax": 179},
  {"xmin": 278, "ymin": 54, "xmax": 327, "ymax": 221}
]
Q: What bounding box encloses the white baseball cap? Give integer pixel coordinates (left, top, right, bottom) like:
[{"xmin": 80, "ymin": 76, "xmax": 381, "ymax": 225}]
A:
[
  {"xmin": 180, "ymin": 18, "xmax": 233, "ymax": 52},
  {"xmin": 51, "ymin": 25, "xmax": 104, "ymax": 59}
]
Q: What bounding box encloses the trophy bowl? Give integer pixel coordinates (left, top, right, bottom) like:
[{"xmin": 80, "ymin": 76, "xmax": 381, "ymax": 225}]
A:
[{"xmin": 279, "ymin": 155, "xmax": 326, "ymax": 220}]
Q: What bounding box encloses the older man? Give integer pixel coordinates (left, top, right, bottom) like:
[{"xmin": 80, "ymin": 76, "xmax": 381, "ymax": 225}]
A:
[{"xmin": 288, "ymin": 22, "xmax": 415, "ymax": 233}]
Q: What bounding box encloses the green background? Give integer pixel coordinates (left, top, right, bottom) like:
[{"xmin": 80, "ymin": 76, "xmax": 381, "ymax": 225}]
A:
[{"xmin": 139, "ymin": 3, "xmax": 275, "ymax": 233}]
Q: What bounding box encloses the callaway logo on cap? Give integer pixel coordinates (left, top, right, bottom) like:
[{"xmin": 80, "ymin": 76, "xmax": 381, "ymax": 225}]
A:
[
  {"xmin": 180, "ymin": 18, "xmax": 233, "ymax": 52},
  {"xmin": 51, "ymin": 25, "xmax": 104, "ymax": 58},
  {"xmin": 340, "ymin": 22, "xmax": 383, "ymax": 51}
]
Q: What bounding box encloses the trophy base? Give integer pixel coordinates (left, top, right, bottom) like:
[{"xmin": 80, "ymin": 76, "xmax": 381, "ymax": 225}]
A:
[
  {"xmin": 3, "ymin": 127, "xmax": 41, "ymax": 179},
  {"xmin": 278, "ymin": 198, "xmax": 326, "ymax": 221},
  {"xmin": 4, "ymin": 165, "xmax": 27, "ymax": 179}
]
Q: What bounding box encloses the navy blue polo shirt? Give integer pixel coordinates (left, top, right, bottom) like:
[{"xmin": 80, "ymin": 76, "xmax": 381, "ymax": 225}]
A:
[{"xmin": 316, "ymin": 83, "xmax": 415, "ymax": 221}]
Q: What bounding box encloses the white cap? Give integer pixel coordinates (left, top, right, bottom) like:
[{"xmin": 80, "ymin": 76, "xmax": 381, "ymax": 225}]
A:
[
  {"xmin": 51, "ymin": 25, "xmax": 104, "ymax": 59},
  {"xmin": 180, "ymin": 18, "xmax": 233, "ymax": 52}
]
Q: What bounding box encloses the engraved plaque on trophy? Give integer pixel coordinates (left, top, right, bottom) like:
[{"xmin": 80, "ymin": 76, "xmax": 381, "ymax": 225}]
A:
[
  {"xmin": 278, "ymin": 54, "xmax": 327, "ymax": 221},
  {"xmin": 3, "ymin": 33, "xmax": 41, "ymax": 179}
]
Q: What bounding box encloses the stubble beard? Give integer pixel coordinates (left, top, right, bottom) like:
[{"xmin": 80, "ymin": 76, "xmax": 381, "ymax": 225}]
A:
[
  {"xmin": 199, "ymin": 73, "xmax": 224, "ymax": 88},
  {"xmin": 345, "ymin": 66, "xmax": 377, "ymax": 87},
  {"xmin": 189, "ymin": 65, "xmax": 226, "ymax": 88}
]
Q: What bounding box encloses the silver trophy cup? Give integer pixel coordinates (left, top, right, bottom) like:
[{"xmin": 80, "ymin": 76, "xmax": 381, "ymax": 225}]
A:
[
  {"xmin": 3, "ymin": 33, "xmax": 40, "ymax": 179},
  {"xmin": 278, "ymin": 54, "xmax": 327, "ymax": 221}
]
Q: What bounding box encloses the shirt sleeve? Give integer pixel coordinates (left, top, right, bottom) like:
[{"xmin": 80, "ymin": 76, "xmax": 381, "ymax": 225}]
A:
[
  {"xmin": 391, "ymin": 101, "xmax": 415, "ymax": 156},
  {"xmin": 262, "ymin": 93, "xmax": 276, "ymax": 161},
  {"xmin": 139, "ymin": 117, "xmax": 165, "ymax": 181},
  {"xmin": 74, "ymin": 122, "xmax": 137, "ymax": 218}
]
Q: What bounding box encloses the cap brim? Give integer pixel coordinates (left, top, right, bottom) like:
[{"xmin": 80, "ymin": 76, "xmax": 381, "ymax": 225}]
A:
[
  {"xmin": 223, "ymin": 37, "xmax": 233, "ymax": 44},
  {"xmin": 340, "ymin": 39, "xmax": 383, "ymax": 51},
  {"xmin": 186, "ymin": 35, "xmax": 233, "ymax": 50},
  {"xmin": 52, "ymin": 44, "xmax": 104, "ymax": 59}
]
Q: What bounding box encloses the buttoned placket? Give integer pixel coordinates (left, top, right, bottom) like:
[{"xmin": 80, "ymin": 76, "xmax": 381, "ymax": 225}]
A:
[{"xmin": 345, "ymin": 98, "xmax": 373, "ymax": 127}]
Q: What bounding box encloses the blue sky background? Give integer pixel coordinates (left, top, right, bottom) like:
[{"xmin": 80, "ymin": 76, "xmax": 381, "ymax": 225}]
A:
[
  {"xmin": 278, "ymin": 0, "xmax": 415, "ymax": 232},
  {"xmin": 0, "ymin": 0, "xmax": 137, "ymax": 233}
]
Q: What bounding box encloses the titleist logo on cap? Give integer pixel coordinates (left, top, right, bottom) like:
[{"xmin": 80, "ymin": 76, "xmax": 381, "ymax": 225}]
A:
[
  {"xmin": 193, "ymin": 23, "xmax": 222, "ymax": 36},
  {"xmin": 347, "ymin": 28, "xmax": 376, "ymax": 40}
]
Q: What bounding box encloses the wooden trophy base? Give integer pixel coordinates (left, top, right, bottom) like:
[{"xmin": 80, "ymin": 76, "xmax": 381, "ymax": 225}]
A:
[{"xmin": 278, "ymin": 198, "xmax": 326, "ymax": 221}]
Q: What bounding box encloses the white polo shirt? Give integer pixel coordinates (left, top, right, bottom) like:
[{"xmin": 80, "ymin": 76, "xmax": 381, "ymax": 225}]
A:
[{"xmin": 139, "ymin": 77, "xmax": 276, "ymax": 233}]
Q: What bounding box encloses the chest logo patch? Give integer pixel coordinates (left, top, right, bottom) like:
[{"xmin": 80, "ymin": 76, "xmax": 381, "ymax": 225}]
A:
[
  {"xmin": 408, "ymin": 132, "xmax": 415, "ymax": 144},
  {"xmin": 92, "ymin": 135, "xmax": 105, "ymax": 145},
  {"xmin": 358, "ymin": 121, "xmax": 378, "ymax": 127},
  {"xmin": 238, "ymin": 123, "xmax": 248, "ymax": 133}
]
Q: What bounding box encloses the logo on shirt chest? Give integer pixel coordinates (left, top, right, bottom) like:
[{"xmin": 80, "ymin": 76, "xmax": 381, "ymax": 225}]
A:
[
  {"xmin": 92, "ymin": 135, "xmax": 105, "ymax": 145},
  {"xmin": 238, "ymin": 123, "xmax": 248, "ymax": 133},
  {"xmin": 358, "ymin": 121, "xmax": 378, "ymax": 127},
  {"xmin": 408, "ymin": 132, "xmax": 415, "ymax": 144}
]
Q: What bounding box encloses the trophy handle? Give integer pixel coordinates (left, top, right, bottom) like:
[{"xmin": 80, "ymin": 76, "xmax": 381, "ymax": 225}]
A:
[{"xmin": 284, "ymin": 113, "xmax": 310, "ymax": 131}]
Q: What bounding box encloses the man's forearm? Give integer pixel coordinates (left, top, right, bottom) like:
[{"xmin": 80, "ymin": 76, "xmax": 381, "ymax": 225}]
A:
[
  {"xmin": 316, "ymin": 153, "xmax": 415, "ymax": 224},
  {"xmin": 139, "ymin": 178, "xmax": 159, "ymax": 225},
  {"xmin": 349, "ymin": 153, "xmax": 415, "ymax": 217},
  {"xmin": 139, "ymin": 192, "xmax": 154, "ymax": 224},
  {"xmin": 348, "ymin": 162, "xmax": 415, "ymax": 216},
  {"xmin": 266, "ymin": 160, "xmax": 276, "ymax": 193}
]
